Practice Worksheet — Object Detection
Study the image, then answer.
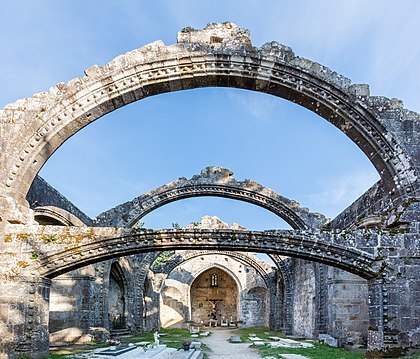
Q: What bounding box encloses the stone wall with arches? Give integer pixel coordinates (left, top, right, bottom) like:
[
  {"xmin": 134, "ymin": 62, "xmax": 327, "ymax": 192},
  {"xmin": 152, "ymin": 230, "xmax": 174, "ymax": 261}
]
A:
[
  {"xmin": 95, "ymin": 166, "xmax": 327, "ymax": 230},
  {"xmin": 0, "ymin": 23, "xmax": 418, "ymax": 227},
  {"xmin": 0, "ymin": 22, "xmax": 419, "ymax": 358}
]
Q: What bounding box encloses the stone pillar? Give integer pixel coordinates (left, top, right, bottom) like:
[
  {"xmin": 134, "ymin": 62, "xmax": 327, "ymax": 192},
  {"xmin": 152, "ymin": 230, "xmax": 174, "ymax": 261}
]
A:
[
  {"xmin": 269, "ymin": 271, "xmax": 282, "ymax": 330},
  {"xmin": 0, "ymin": 276, "xmax": 51, "ymax": 359},
  {"xmin": 367, "ymin": 270, "xmax": 420, "ymax": 358},
  {"xmin": 326, "ymin": 267, "xmax": 369, "ymax": 347},
  {"xmin": 313, "ymin": 263, "xmax": 328, "ymax": 338}
]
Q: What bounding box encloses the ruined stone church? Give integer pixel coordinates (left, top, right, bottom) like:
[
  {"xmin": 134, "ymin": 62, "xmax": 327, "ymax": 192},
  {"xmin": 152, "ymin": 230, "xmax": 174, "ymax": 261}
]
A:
[
  {"xmin": 0, "ymin": 23, "xmax": 419, "ymax": 358},
  {"xmin": 29, "ymin": 167, "xmax": 369, "ymax": 348}
]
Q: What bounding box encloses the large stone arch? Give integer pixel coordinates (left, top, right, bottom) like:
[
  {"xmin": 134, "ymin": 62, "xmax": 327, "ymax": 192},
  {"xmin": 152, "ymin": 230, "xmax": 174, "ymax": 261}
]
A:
[
  {"xmin": 189, "ymin": 262, "xmax": 243, "ymax": 291},
  {"xmin": 95, "ymin": 166, "xmax": 326, "ymax": 230},
  {"xmin": 22, "ymin": 228, "xmax": 381, "ymax": 280},
  {"xmin": 1, "ymin": 23, "xmax": 418, "ymax": 224},
  {"xmin": 156, "ymin": 250, "xmax": 275, "ymax": 329}
]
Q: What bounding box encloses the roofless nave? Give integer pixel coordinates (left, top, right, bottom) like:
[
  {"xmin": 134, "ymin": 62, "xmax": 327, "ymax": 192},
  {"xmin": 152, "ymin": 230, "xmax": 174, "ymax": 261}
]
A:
[{"xmin": 0, "ymin": 23, "xmax": 419, "ymax": 358}]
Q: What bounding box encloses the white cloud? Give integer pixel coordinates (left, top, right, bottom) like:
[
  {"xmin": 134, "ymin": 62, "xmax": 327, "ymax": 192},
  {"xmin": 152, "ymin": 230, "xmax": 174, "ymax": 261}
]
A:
[
  {"xmin": 226, "ymin": 91, "xmax": 277, "ymax": 121},
  {"xmin": 305, "ymin": 171, "xmax": 379, "ymax": 208}
]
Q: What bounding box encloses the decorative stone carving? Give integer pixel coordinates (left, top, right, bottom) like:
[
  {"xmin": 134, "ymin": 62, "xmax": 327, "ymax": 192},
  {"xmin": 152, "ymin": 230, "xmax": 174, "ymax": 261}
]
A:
[
  {"xmin": 0, "ymin": 23, "xmax": 418, "ymax": 225},
  {"xmin": 95, "ymin": 167, "xmax": 327, "ymax": 230},
  {"xmin": 0, "ymin": 22, "xmax": 419, "ymax": 358}
]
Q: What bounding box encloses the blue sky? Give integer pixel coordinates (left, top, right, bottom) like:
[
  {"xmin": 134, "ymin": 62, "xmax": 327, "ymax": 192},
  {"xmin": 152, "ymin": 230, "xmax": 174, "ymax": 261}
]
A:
[{"xmin": 1, "ymin": 1, "xmax": 419, "ymax": 230}]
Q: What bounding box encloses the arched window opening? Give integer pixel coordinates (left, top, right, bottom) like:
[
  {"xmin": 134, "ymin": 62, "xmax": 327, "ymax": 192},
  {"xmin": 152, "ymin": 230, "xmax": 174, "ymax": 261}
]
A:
[{"xmin": 210, "ymin": 273, "xmax": 218, "ymax": 287}]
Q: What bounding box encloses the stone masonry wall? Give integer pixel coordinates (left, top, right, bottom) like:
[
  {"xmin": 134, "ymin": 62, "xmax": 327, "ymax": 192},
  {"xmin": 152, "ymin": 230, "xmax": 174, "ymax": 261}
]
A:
[
  {"xmin": 326, "ymin": 267, "xmax": 369, "ymax": 348},
  {"xmin": 27, "ymin": 176, "xmax": 93, "ymax": 226},
  {"xmin": 291, "ymin": 258, "xmax": 316, "ymax": 338}
]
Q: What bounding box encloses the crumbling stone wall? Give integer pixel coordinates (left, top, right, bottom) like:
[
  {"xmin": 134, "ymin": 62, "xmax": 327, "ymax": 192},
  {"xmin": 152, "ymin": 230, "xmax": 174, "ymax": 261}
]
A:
[
  {"xmin": 27, "ymin": 176, "xmax": 93, "ymax": 226},
  {"xmin": 0, "ymin": 22, "xmax": 419, "ymax": 359},
  {"xmin": 288, "ymin": 258, "xmax": 369, "ymax": 347}
]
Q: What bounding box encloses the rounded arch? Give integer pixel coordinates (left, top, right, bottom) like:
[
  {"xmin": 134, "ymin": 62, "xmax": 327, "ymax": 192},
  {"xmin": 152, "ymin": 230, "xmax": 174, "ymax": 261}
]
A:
[
  {"xmin": 95, "ymin": 166, "xmax": 327, "ymax": 230},
  {"xmin": 108, "ymin": 261, "xmax": 128, "ymax": 330},
  {"xmin": 1, "ymin": 23, "xmax": 418, "ymax": 223}
]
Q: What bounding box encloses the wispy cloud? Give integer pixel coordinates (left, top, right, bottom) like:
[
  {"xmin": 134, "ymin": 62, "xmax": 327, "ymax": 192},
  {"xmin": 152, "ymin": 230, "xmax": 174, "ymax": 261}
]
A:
[
  {"xmin": 226, "ymin": 90, "xmax": 277, "ymax": 122},
  {"xmin": 303, "ymin": 171, "xmax": 379, "ymax": 217}
]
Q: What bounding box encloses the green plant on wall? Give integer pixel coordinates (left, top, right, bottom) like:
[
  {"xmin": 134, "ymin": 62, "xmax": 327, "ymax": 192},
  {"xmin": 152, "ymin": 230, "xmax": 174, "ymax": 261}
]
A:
[
  {"xmin": 152, "ymin": 251, "xmax": 175, "ymax": 267},
  {"xmin": 132, "ymin": 221, "xmax": 145, "ymax": 229}
]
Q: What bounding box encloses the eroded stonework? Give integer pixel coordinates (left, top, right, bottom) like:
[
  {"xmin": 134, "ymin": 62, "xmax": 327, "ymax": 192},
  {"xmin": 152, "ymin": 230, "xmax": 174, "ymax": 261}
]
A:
[
  {"xmin": 94, "ymin": 166, "xmax": 328, "ymax": 230},
  {"xmin": 0, "ymin": 22, "xmax": 419, "ymax": 359}
]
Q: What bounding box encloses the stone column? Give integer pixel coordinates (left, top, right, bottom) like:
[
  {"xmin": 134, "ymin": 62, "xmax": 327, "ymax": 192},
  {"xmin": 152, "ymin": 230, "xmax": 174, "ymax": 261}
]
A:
[
  {"xmin": 0, "ymin": 276, "xmax": 51, "ymax": 359},
  {"xmin": 269, "ymin": 272, "xmax": 282, "ymax": 330},
  {"xmin": 326, "ymin": 267, "xmax": 369, "ymax": 347},
  {"xmin": 367, "ymin": 269, "xmax": 420, "ymax": 358},
  {"xmin": 313, "ymin": 263, "xmax": 328, "ymax": 338}
]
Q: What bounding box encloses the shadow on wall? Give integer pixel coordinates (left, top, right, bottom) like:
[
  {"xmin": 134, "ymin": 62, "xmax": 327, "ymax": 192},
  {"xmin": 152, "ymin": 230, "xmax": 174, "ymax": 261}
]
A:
[
  {"xmin": 241, "ymin": 286, "xmax": 269, "ymax": 327},
  {"xmin": 161, "ymin": 285, "xmax": 189, "ymax": 328}
]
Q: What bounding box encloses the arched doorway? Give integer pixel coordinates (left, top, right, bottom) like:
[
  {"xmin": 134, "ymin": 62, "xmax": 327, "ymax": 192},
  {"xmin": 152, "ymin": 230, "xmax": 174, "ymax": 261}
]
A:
[
  {"xmin": 108, "ymin": 262, "xmax": 126, "ymax": 330},
  {"xmin": 190, "ymin": 267, "xmax": 239, "ymax": 326}
]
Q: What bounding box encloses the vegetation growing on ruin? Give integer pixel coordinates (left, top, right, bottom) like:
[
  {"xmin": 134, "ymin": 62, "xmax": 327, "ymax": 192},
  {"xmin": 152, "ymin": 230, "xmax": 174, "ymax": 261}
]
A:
[{"xmin": 152, "ymin": 250, "xmax": 175, "ymax": 267}]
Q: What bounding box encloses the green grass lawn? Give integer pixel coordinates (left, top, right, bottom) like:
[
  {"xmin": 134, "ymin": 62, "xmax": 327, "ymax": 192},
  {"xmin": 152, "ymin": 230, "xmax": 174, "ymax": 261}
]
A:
[
  {"xmin": 233, "ymin": 327, "xmax": 364, "ymax": 359},
  {"xmin": 231, "ymin": 327, "xmax": 420, "ymax": 359}
]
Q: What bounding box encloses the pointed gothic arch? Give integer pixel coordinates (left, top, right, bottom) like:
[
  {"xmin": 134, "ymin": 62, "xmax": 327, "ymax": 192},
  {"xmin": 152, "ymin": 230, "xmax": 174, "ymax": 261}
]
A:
[{"xmin": 107, "ymin": 261, "xmax": 127, "ymax": 331}]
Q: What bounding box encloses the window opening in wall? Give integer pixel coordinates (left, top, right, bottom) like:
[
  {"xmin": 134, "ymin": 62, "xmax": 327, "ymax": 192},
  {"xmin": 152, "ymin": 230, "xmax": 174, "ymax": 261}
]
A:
[{"xmin": 210, "ymin": 273, "xmax": 218, "ymax": 287}]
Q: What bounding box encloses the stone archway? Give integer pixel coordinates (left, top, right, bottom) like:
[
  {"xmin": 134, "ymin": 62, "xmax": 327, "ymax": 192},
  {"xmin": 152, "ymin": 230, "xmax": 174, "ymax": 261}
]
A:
[
  {"xmin": 155, "ymin": 250, "xmax": 277, "ymax": 329},
  {"xmin": 1, "ymin": 23, "xmax": 418, "ymax": 224},
  {"xmin": 30, "ymin": 228, "xmax": 380, "ymax": 280},
  {"xmin": 0, "ymin": 22, "xmax": 419, "ymax": 359},
  {"xmin": 95, "ymin": 166, "xmax": 327, "ymax": 230},
  {"xmin": 154, "ymin": 250, "xmax": 274, "ymax": 287},
  {"xmin": 190, "ymin": 267, "xmax": 239, "ymax": 326},
  {"xmin": 108, "ymin": 262, "xmax": 127, "ymax": 331},
  {"xmin": 1, "ymin": 225, "xmax": 417, "ymax": 358},
  {"xmin": 34, "ymin": 206, "xmax": 86, "ymax": 227}
]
